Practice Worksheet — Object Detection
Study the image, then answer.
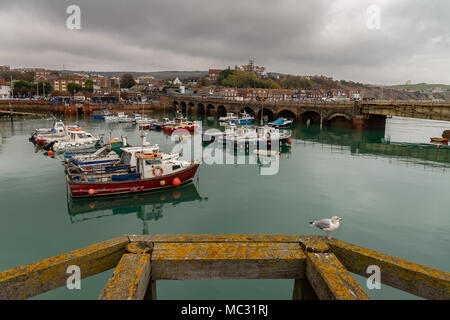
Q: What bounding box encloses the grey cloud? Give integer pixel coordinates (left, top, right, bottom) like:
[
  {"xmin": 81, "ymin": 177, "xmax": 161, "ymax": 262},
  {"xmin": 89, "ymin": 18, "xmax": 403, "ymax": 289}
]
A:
[{"xmin": 0, "ymin": 0, "xmax": 449, "ymax": 84}]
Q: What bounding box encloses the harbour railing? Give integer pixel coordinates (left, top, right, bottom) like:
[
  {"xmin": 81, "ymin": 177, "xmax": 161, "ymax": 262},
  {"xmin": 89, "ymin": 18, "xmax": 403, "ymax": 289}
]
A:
[{"xmin": 0, "ymin": 235, "xmax": 448, "ymax": 300}]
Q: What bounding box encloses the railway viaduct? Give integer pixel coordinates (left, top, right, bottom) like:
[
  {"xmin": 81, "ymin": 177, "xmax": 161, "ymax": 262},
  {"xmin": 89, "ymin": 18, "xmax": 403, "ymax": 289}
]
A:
[{"xmin": 161, "ymin": 95, "xmax": 450, "ymax": 129}]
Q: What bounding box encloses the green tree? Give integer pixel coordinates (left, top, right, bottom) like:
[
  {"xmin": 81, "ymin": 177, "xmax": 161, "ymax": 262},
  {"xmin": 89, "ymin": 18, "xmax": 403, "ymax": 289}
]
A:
[
  {"xmin": 120, "ymin": 73, "xmax": 136, "ymax": 89},
  {"xmin": 37, "ymin": 81, "xmax": 52, "ymax": 95},
  {"xmin": 83, "ymin": 79, "xmax": 94, "ymax": 92},
  {"xmin": 216, "ymin": 68, "xmax": 234, "ymax": 86},
  {"xmin": 67, "ymin": 82, "xmax": 83, "ymax": 94}
]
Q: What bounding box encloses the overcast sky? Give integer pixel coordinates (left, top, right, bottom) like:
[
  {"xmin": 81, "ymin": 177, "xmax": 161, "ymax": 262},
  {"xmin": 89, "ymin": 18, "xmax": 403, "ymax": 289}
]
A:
[{"xmin": 0, "ymin": 0, "xmax": 449, "ymax": 84}]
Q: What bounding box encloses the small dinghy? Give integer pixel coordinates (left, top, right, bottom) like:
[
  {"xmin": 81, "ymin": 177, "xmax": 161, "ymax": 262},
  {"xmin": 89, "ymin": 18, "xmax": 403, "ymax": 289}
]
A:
[
  {"xmin": 268, "ymin": 117, "xmax": 294, "ymax": 128},
  {"xmin": 253, "ymin": 149, "xmax": 279, "ymax": 157}
]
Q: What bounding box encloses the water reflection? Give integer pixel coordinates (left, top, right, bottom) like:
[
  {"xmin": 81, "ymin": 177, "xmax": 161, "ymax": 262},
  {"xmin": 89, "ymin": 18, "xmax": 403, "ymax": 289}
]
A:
[
  {"xmin": 67, "ymin": 182, "xmax": 208, "ymax": 234},
  {"xmin": 292, "ymin": 125, "xmax": 450, "ymax": 169}
]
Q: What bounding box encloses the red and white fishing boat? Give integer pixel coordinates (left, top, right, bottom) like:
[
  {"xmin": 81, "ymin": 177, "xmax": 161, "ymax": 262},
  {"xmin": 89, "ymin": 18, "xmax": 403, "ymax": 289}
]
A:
[
  {"xmin": 163, "ymin": 120, "xmax": 197, "ymax": 133},
  {"xmin": 67, "ymin": 151, "xmax": 200, "ymax": 197}
]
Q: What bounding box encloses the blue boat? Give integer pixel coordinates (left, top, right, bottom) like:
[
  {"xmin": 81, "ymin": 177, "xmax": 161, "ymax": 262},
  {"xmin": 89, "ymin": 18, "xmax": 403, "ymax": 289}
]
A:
[
  {"xmin": 92, "ymin": 109, "xmax": 112, "ymax": 120},
  {"xmin": 229, "ymin": 112, "xmax": 254, "ymax": 125},
  {"xmin": 268, "ymin": 117, "xmax": 294, "ymax": 128}
]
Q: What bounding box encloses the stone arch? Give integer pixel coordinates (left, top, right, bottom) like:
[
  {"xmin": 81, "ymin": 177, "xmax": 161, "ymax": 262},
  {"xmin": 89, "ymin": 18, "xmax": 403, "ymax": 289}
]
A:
[
  {"xmin": 172, "ymin": 100, "xmax": 179, "ymax": 112},
  {"xmin": 327, "ymin": 113, "xmax": 351, "ymax": 121},
  {"xmin": 300, "ymin": 110, "xmax": 321, "ymax": 125},
  {"xmin": 217, "ymin": 105, "xmax": 227, "ymax": 117},
  {"xmin": 206, "ymin": 104, "xmax": 216, "ymax": 116},
  {"xmin": 277, "ymin": 109, "xmax": 297, "ymax": 121},
  {"xmin": 188, "ymin": 102, "xmax": 195, "ymax": 113},
  {"xmin": 326, "ymin": 113, "xmax": 352, "ymax": 128},
  {"xmin": 180, "ymin": 101, "xmax": 187, "ymax": 115},
  {"xmin": 240, "ymin": 107, "xmax": 255, "ymax": 116},
  {"xmin": 256, "ymin": 108, "xmax": 275, "ymax": 122},
  {"xmin": 197, "ymin": 103, "xmax": 205, "ymax": 114}
]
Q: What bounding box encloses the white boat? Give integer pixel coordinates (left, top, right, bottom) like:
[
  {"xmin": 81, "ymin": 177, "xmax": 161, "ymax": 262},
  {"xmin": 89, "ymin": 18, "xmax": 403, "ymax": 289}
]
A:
[
  {"xmin": 32, "ymin": 120, "xmax": 65, "ymax": 136},
  {"xmin": 52, "ymin": 130, "xmax": 100, "ymax": 153},
  {"xmin": 104, "ymin": 114, "xmax": 117, "ymax": 122},
  {"xmin": 229, "ymin": 112, "xmax": 254, "ymax": 125},
  {"xmin": 32, "ymin": 121, "xmax": 81, "ymax": 144},
  {"xmin": 65, "ymin": 145, "xmax": 121, "ymax": 168},
  {"xmin": 219, "ymin": 113, "xmax": 238, "ymax": 122},
  {"xmin": 213, "ymin": 126, "xmax": 291, "ymax": 148},
  {"xmin": 117, "ymin": 112, "xmax": 129, "ymax": 123},
  {"xmin": 129, "ymin": 114, "xmax": 142, "ymax": 123}
]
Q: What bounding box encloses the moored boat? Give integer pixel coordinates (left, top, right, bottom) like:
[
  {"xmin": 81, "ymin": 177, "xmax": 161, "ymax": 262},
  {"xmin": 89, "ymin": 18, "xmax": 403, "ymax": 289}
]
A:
[
  {"xmin": 31, "ymin": 121, "xmax": 81, "ymax": 145},
  {"xmin": 65, "ymin": 145, "xmax": 121, "ymax": 168},
  {"xmin": 204, "ymin": 125, "xmax": 291, "ymax": 149},
  {"xmin": 268, "ymin": 117, "xmax": 294, "ymax": 128},
  {"xmin": 219, "ymin": 113, "xmax": 238, "ymax": 122},
  {"xmin": 67, "ymin": 152, "xmax": 200, "ymax": 197},
  {"xmin": 52, "ymin": 130, "xmax": 100, "ymax": 153},
  {"xmin": 163, "ymin": 120, "xmax": 197, "ymax": 133},
  {"xmin": 229, "ymin": 112, "xmax": 254, "ymax": 125}
]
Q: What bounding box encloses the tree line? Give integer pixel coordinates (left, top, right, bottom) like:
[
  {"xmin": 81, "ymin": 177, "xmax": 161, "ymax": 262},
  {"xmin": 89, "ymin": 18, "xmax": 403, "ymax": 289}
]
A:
[{"xmin": 213, "ymin": 69, "xmax": 366, "ymax": 90}]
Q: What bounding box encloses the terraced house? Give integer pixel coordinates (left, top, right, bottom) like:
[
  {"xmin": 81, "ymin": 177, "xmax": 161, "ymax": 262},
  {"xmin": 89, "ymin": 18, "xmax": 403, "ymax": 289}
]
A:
[{"xmin": 0, "ymin": 79, "xmax": 11, "ymax": 99}]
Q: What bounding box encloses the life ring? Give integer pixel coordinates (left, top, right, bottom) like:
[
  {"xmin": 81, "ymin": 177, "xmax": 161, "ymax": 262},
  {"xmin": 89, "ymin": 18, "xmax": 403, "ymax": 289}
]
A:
[{"xmin": 153, "ymin": 166, "xmax": 163, "ymax": 177}]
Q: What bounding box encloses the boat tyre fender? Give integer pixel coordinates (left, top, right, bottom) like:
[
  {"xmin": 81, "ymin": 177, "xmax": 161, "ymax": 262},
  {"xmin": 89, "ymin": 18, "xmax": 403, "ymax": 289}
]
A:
[{"xmin": 153, "ymin": 166, "xmax": 163, "ymax": 177}]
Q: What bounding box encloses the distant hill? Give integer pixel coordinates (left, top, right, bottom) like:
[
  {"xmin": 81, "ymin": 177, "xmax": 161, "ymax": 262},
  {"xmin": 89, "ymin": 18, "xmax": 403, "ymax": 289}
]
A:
[
  {"xmin": 388, "ymin": 83, "xmax": 450, "ymax": 91},
  {"xmin": 60, "ymin": 70, "xmax": 208, "ymax": 80}
]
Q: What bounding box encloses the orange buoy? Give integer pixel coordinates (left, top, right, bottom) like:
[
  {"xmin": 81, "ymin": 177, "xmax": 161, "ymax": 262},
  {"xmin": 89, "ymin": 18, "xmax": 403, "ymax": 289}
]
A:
[
  {"xmin": 88, "ymin": 189, "xmax": 95, "ymax": 195},
  {"xmin": 140, "ymin": 186, "xmax": 144, "ymax": 191},
  {"xmin": 173, "ymin": 177, "xmax": 181, "ymax": 187},
  {"xmin": 48, "ymin": 150, "xmax": 54, "ymax": 156},
  {"xmin": 110, "ymin": 188, "xmax": 115, "ymax": 193},
  {"xmin": 130, "ymin": 187, "xmax": 135, "ymax": 192},
  {"xmin": 287, "ymin": 139, "xmax": 292, "ymax": 145},
  {"xmin": 160, "ymin": 180, "xmax": 166, "ymax": 186}
]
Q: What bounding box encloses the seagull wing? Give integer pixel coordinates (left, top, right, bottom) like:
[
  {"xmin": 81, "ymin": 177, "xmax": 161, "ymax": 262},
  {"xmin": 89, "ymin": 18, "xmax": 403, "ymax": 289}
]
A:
[{"xmin": 312, "ymin": 219, "xmax": 331, "ymax": 230}]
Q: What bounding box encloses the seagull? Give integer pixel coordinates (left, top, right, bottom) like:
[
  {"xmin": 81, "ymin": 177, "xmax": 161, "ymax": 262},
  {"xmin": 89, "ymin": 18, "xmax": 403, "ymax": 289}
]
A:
[{"xmin": 309, "ymin": 216, "xmax": 343, "ymax": 240}]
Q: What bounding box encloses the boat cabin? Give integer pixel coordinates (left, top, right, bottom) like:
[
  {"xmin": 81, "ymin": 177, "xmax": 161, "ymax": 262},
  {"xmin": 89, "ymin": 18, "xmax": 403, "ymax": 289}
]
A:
[
  {"xmin": 120, "ymin": 146, "xmax": 160, "ymax": 168},
  {"xmin": 136, "ymin": 153, "xmax": 186, "ymax": 179}
]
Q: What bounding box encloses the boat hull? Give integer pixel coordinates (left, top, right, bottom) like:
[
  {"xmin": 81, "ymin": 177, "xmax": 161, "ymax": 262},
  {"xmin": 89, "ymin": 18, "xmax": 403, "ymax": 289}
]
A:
[
  {"xmin": 430, "ymin": 138, "xmax": 448, "ymax": 143},
  {"xmin": 68, "ymin": 163, "xmax": 200, "ymax": 198},
  {"xmin": 163, "ymin": 125, "xmax": 196, "ymax": 133}
]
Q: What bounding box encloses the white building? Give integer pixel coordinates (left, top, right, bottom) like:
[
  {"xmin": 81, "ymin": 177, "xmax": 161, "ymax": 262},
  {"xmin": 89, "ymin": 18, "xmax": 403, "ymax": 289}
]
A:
[
  {"xmin": 0, "ymin": 79, "xmax": 11, "ymax": 99},
  {"xmin": 172, "ymin": 77, "xmax": 182, "ymax": 86}
]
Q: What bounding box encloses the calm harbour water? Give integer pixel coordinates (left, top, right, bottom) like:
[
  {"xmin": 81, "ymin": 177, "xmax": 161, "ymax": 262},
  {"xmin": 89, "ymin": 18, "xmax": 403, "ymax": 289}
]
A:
[{"xmin": 0, "ymin": 113, "xmax": 449, "ymax": 300}]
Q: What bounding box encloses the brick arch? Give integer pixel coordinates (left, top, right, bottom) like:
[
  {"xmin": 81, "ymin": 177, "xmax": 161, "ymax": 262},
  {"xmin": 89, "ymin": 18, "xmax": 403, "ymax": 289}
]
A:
[
  {"xmin": 327, "ymin": 113, "xmax": 351, "ymax": 121},
  {"xmin": 196, "ymin": 103, "xmax": 205, "ymax": 114},
  {"xmin": 187, "ymin": 102, "xmax": 195, "ymax": 113},
  {"xmin": 277, "ymin": 109, "xmax": 297, "ymax": 121},
  {"xmin": 206, "ymin": 104, "xmax": 215, "ymax": 116},
  {"xmin": 300, "ymin": 110, "xmax": 321, "ymax": 125},
  {"xmin": 240, "ymin": 106, "xmax": 256, "ymax": 116},
  {"xmin": 216, "ymin": 105, "xmax": 227, "ymax": 117},
  {"xmin": 180, "ymin": 101, "xmax": 187, "ymax": 114}
]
